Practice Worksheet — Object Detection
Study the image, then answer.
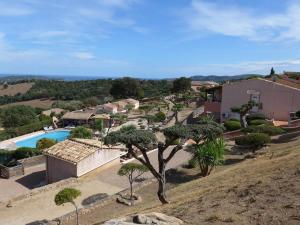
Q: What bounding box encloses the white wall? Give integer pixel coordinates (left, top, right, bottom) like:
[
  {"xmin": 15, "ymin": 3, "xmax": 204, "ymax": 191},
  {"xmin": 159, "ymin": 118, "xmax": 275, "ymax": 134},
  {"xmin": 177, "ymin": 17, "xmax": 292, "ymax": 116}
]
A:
[{"xmin": 76, "ymin": 149, "xmax": 122, "ymax": 177}]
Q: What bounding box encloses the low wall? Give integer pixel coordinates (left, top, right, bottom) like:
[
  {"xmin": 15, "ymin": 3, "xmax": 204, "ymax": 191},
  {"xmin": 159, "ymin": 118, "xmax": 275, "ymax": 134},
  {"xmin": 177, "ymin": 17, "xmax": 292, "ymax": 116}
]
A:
[
  {"xmin": 224, "ymin": 130, "xmax": 243, "ymax": 140},
  {"xmin": 288, "ymin": 119, "xmax": 300, "ymax": 127},
  {"xmin": 0, "ymin": 163, "xmax": 24, "ymax": 179},
  {"xmin": 18, "ymin": 155, "xmax": 45, "ymax": 168}
]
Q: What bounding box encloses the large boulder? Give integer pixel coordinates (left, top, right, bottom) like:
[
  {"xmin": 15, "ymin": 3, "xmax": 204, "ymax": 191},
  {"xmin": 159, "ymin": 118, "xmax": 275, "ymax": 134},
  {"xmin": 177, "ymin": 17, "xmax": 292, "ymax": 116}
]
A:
[{"xmin": 104, "ymin": 212, "xmax": 183, "ymax": 225}]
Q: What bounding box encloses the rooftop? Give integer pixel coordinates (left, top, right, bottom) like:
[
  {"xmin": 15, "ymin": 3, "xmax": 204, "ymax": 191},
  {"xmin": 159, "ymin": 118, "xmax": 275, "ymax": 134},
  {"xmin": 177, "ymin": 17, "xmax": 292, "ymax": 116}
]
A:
[
  {"xmin": 43, "ymin": 138, "xmax": 125, "ymax": 164},
  {"xmin": 62, "ymin": 110, "xmax": 95, "ymax": 120}
]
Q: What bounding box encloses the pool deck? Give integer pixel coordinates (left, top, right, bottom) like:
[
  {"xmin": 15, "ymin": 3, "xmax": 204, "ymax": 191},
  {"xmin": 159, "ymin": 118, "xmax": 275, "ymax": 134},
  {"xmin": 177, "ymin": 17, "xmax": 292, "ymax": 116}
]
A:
[{"xmin": 0, "ymin": 129, "xmax": 68, "ymax": 151}]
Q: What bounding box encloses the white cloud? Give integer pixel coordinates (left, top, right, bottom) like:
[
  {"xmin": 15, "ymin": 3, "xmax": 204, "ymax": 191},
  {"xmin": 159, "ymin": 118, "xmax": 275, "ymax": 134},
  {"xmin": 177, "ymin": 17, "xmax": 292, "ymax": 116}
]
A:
[
  {"xmin": 167, "ymin": 59, "xmax": 300, "ymax": 75},
  {"xmin": 183, "ymin": 0, "xmax": 300, "ymax": 42},
  {"xmin": 73, "ymin": 52, "xmax": 95, "ymax": 60},
  {"xmin": 0, "ymin": 3, "xmax": 34, "ymax": 16}
]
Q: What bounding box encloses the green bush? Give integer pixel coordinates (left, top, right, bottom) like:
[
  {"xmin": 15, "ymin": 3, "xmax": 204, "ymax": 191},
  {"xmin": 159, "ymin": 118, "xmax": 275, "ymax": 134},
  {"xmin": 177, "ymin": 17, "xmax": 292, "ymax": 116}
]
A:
[
  {"xmin": 249, "ymin": 119, "xmax": 272, "ymax": 126},
  {"xmin": 242, "ymin": 125, "xmax": 285, "ymax": 136},
  {"xmin": 13, "ymin": 147, "xmax": 41, "ymax": 160},
  {"xmin": 228, "ymin": 118, "xmax": 240, "ymax": 122},
  {"xmin": 154, "ymin": 111, "xmax": 166, "ymax": 122},
  {"xmin": 70, "ymin": 126, "xmax": 92, "ymax": 139},
  {"xmin": 0, "ymin": 150, "xmax": 14, "ymax": 165},
  {"xmin": 235, "ymin": 133, "xmax": 271, "ymax": 148},
  {"xmin": 246, "ymin": 113, "xmax": 266, "ymax": 122},
  {"xmin": 187, "ymin": 158, "xmax": 197, "ymax": 168},
  {"xmin": 224, "ymin": 120, "xmax": 242, "ymax": 131},
  {"xmin": 37, "ymin": 138, "xmax": 57, "ymax": 150}
]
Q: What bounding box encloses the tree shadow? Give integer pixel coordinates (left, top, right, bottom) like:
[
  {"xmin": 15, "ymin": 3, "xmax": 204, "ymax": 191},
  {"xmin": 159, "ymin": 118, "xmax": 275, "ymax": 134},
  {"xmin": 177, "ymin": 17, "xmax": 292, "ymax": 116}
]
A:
[
  {"xmin": 166, "ymin": 168, "xmax": 201, "ymax": 185},
  {"xmin": 272, "ymin": 133, "xmax": 300, "ymax": 144},
  {"xmin": 26, "ymin": 219, "xmax": 60, "ymax": 225},
  {"xmin": 15, "ymin": 171, "xmax": 46, "ymax": 189},
  {"xmin": 82, "ymin": 193, "xmax": 109, "ymax": 206},
  {"xmin": 223, "ymin": 158, "xmax": 245, "ymax": 165}
]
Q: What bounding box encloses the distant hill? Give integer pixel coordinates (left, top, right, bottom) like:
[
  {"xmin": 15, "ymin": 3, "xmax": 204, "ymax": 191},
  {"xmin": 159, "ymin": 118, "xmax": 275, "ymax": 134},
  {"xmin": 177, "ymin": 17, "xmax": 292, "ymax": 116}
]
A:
[
  {"xmin": 190, "ymin": 74, "xmax": 263, "ymax": 82},
  {"xmin": 0, "ymin": 75, "xmax": 48, "ymax": 83}
]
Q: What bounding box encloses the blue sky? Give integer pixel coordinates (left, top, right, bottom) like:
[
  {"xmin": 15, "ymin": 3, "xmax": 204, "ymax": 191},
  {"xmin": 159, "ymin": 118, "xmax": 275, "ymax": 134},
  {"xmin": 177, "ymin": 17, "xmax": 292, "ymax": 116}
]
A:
[{"xmin": 0, "ymin": 0, "xmax": 300, "ymax": 78}]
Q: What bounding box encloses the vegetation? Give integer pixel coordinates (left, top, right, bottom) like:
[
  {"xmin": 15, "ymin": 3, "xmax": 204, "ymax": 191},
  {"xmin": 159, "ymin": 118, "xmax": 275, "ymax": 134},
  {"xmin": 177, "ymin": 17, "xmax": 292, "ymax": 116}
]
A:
[
  {"xmin": 94, "ymin": 118, "xmax": 104, "ymax": 132},
  {"xmin": 154, "ymin": 111, "xmax": 166, "ymax": 122},
  {"xmin": 235, "ymin": 133, "xmax": 271, "ymax": 149},
  {"xmin": 13, "ymin": 147, "xmax": 41, "ymax": 160},
  {"xmin": 52, "ymin": 100, "xmax": 84, "ymax": 111},
  {"xmin": 172, "ymin": 103, "xmax": 184, "ymax": 124},
  {"xmin": 296, "ymin": 110, "xmax": 300, "ymax": 118},
  {"xmin": 246, "ymin": 113, "xmax": 266, "ymax": 122},
  {"xmin": 110, "ymin": 77, "xmax": 144, "ymax": 99},
  {"xmin": 117, "ymin": 163, "xmax": 149, "ymax": 200},
  {"xmin": 231, "ymin": 101, "xmax": 257, "ymax": 127},
  {"xmin": 70, "ymin": 126, "xmax": 92, "ymax": 139},
  {"xmin": 242, "ymin": 125, "xmax": 285, "ymax": 136},
  {"xmin": 36, "ymin": 138, "xmax": 57, "ymax": 150},
  {"xmin": 191, "ymin": 138, "xmax": 225, "ymax": 176},
  {"xmin": 172, "ymin": 77, "xmax": 191, "ymax": 93},
  {"xmin": 105, "ymin": 121, "xmax": 223, "ymax": 204},
  {"xmin": 55, "ymin": 188, "xmax": 81, "ymax": 225},
  {"xmin": 249, "ymin": 119, "xmax": 272, "ymax": 126},
  {"xmin": 0, "ymin": 105, "xmax": 37, "ymax": 128},
  {"xmin": 224, "ymin": 120, "xmax": 241, "ymax": 131}
]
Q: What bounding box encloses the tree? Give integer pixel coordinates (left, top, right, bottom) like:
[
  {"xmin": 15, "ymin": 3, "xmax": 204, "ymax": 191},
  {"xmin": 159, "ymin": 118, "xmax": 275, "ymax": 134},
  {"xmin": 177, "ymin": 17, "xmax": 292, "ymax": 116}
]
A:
[
  {"xmin": 172, "ymin": 103, "xmax": 184, "ymax": 124},
  {"xmin": 110, "ymin": 77, "xmax": 144, "ymax": 99},
  {"xmin": 172, "ymin": 77, "xmax": 191, "ymax": 93},
  {"xmin": 231, "ymin": 101, "xmax": 257, "ymax": 128},
  {"xmin": 3, "ymin": 83, "xmax": 8, "ymax": 89},
  {"xmin": 94, "ymin": 118, "xmax": 104, "ymax": 132},
  {"xmin": 1, "ymin": 105, "xmax": 37, "ymax": 128},
  {"xmin": 55, "ymin": 188, "xmax": 81, "ymax": 225},
  {"xmin": 270, "ymin": 67, "xmax": 275, "ymax": 75},
  {"xmin": 118, "ymin": 163, "xmax": 149, "ymax": 200},
  {"xmin": 105, "ymin": 123, "xmax": 223, "ymax": 204},
  {"xmin": 191, "ymin": 138, "xmax": 225, "ymax": 177},
  {"xmin": 70, "ymin": 126, "xmax": 92, "ymax": 139},
  {"xmin": 36, "ymin": 138, "xmax": 57, "ymax": 150}
]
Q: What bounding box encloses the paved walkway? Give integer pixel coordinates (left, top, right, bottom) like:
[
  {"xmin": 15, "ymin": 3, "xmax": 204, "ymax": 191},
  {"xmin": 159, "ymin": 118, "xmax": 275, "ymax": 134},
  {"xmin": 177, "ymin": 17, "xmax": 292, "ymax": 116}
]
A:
[{"xmin": 0, "ymin": 147, "xmax": 191, "ymax": 225}]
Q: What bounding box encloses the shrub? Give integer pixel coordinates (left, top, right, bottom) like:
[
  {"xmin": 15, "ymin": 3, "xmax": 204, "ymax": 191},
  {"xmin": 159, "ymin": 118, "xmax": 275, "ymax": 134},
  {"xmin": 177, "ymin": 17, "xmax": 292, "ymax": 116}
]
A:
[
  {"xmin": 154, "ymin": 111, "xmax": 166, "ymax": 122},
  {"xmin": 224, "ymin": 120, "xmax": 242, "ymax": 131},
  {"xmin": 70, "ymin": 126, "xmax": 92, "ymax": 139},
  {"xmin": 228, "ymin": 118, "xmax": 239, "ymax": 122},
  {"xmin": 242, "ymin": 125, "xmax": 285, "ymax": 136},
  {"xmin": 246, "ymin": 113, "xmax": 266, "ymax": 121},
  {"xmin": 296, "ymin": 110, "xmax": 300, "ymax": 118},
  {"xmin": 187, "ymin": 158, "xmax": 197, "ymax": 168},
  {"xmin": 0, "ymin": 150, "xmax": 14, "ymax": 165},
  {"xmin": 13, "ymin": 147, "xmax": 41, "ymax": 160},
  {"xmin": 37, "ymin": 138, "xmax": 57, "ymax": 150},
  {"xmin": 235, "ymin": 133, "xmax": 271, "ymax": 148},
  {"xmin": 249, "ymin": 119, "xmax": 272, "ymax": 126}
]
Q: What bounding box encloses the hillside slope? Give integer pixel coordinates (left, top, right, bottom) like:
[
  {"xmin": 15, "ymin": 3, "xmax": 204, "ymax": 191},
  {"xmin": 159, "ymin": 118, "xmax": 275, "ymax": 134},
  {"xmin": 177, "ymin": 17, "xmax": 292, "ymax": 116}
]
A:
[
  {"xmin": 64, "ymin": 135, "xmax": 300, "ymax": 225},
  {"xmin": 0, "ymin": 82, "xmax": 33, "ymax": 96}
]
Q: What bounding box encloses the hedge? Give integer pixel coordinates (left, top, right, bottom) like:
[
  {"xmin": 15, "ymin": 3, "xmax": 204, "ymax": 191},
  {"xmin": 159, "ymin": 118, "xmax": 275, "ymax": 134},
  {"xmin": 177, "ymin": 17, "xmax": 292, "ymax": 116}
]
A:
[
  {"xmin": 228, "ymin": 118, "xmax": 240, "ymax": 122},
  {"xmin": 242, "ymin": 125, "xmax": 285, "ymax": 136},
  {"xmin": 0, "ymin": 147, "xmax": 41, "ymax": 165},
  {"xmin": 224, "ymin": 120, "xmax": 242, "ymax": 131},
  {"xmin": 246, "ymin": 113, "xmax": 266, "ymax": 121},
  {"xmin": 235, "ymin": 133, "xmax": 271, "ymax": 148},
  {"xmin": 249, "ymin": 119, "xmax": 272, "ymax": 126}
]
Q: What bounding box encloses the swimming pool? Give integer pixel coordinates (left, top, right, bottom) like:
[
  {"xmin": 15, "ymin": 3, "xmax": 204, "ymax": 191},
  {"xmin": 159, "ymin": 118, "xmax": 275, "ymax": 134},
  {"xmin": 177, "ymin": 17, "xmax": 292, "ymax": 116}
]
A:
[{"xmin": 16, "ymin": 130, "xmax": 70, "ymax": 148}]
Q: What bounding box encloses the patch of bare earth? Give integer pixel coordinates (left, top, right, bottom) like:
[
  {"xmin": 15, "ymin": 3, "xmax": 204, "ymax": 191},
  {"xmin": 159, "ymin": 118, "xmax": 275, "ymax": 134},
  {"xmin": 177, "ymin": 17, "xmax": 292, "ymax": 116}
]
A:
[
  {"xmin": 0, "ymin": 99, "xmax": 55, "ymax": 109},
  {"xmin": 0, "ymin": 82, "xmax": 33, "ymax": 96},
  {"xmin": 64, "ymin": 136, "xmax": 300, "ymax": 225}
]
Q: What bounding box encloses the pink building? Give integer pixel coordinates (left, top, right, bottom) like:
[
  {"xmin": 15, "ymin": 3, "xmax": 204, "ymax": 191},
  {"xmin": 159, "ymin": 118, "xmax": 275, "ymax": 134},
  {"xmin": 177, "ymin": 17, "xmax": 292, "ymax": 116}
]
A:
[{"xmin": 205, "ymin": 78, "xmax": 300, "ymax": 122}]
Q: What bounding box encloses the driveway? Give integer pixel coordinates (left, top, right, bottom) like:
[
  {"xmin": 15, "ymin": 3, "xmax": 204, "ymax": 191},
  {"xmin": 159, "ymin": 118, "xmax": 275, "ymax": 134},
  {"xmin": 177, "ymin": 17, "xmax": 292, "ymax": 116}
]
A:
[{"xmin": 0, "ymin": 147, "xmax": 191, "ymax": 225}]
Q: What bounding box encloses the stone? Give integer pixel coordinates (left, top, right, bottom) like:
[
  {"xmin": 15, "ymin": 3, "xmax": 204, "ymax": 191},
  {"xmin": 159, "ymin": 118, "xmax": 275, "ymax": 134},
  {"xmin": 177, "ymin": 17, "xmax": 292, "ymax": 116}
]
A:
[{"xmin": 104, "ymin": 212, "xmax": 183, "ymax": 225}]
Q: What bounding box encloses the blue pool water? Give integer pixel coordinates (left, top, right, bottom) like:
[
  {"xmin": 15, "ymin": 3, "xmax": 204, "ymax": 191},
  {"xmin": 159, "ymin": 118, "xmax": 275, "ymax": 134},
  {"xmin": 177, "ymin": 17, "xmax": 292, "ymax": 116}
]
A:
[{"xmin": 16, "ymin": 130, "xmax": 70, "ymax": 148}]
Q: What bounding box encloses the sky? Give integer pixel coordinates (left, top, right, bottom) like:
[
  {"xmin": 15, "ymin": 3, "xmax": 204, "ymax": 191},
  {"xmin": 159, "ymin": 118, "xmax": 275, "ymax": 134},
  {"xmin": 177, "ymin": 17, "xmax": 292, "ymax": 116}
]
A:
[{"xmin": 0, "ymin": 0, "xmax": 300, "ymax": 78}]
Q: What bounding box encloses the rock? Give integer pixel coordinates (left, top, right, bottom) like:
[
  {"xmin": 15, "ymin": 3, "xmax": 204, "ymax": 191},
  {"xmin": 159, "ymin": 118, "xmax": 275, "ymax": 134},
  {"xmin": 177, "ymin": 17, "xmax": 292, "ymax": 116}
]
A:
[{"xmin": 104, "ymin": 212, "xmax": 183, "ymax": 225}]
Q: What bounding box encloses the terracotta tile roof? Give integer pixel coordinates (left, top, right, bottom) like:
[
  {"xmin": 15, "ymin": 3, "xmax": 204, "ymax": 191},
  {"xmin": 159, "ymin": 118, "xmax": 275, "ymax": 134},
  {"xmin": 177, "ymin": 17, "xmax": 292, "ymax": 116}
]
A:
[
  {"xmin": 43, "ymin": 139, "xmax": 126, "ymax": 164},
  {"xmin": 62, "ymin": 111, "xmax": 95, "ymax": 120}
]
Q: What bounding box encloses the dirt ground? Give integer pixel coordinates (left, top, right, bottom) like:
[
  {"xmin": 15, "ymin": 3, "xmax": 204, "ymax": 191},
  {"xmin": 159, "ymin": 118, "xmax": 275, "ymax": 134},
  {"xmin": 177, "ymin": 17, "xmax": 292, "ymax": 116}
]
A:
[
  {"xmin": 63, "ymin": 134, "xmax": 300, "ymax": 225},
  {"xmin": 0, "ymin": 82, "xmax": 33, "ymax": 96},
  {"xmin": 0, "ymin": 99, "xmax": 55, "ymax": 109}
]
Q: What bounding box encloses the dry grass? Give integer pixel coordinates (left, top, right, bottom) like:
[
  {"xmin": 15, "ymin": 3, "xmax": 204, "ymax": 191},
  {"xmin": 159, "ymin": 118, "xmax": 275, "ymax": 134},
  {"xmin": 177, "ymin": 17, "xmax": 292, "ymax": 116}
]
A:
[
  {"xmin": 0, "ymin": 99, "xmax": 55, "ymax": 109},
  {"xmin": 0, "ymin": 82, "xmax": 33, "ymax": 96},
  {"xmin": 64, "ymin": 136, "xmax": 300, "ymax": 225}
]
